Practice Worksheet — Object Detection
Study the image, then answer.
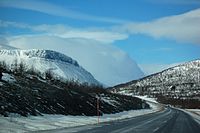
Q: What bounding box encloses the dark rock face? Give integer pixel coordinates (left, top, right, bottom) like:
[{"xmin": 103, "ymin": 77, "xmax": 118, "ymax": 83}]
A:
[{"xmin": 0, "ymin": 74, "xmax": 149, "ymax": 117}]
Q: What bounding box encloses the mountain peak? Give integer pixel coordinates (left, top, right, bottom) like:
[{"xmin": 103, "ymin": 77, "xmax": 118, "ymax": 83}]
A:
[
  {"xmin": 0, "ymin": 49, "xmax": 79, "ymax": 67},
  {"xmin": 0, "ymin": 49, "xmax": 100, "ymax": 85}
]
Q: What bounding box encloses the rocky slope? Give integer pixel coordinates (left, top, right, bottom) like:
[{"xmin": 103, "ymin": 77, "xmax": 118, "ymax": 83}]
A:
[
  {"xmin": 0, "ymin": 72, "xmax": 149, "ymax": 117},
  {"xmin": 111, "ymin": 60, "xmax": 200, "ymax": 108}
]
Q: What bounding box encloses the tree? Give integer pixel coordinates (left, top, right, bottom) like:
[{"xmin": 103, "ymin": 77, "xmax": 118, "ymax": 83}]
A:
[
  {"xmin": 0, "ymin": 61, "xmax": 8, "ymax": 74},
  {"xmin": 45, "ymin": 69, "xmax": 54, "ymax": 80},
  {"xmin": 0, "ymin": 61, "xmax": 7, "ymax": 70},
  {"xmin": 11, "ymin": 59, "xmax": 27, "ymax": 75},
  {"xmin": 0, "ymin": 67, "xmax": 3, "ymax": 80},
  {"xmin": 12, "ymin": 59, "xmax": 18, "ymax": 74},
  {"xmin": 27, "ymin": 65, "xmax": 36, "ymax": 75},
  {"xmin": 18, "ymin": 61, "xmax": 27, "ymax": 75}
]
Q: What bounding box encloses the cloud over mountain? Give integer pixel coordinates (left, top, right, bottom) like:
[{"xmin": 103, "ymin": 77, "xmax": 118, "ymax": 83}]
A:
[{"xmin": 7, "ymin": 35, "xmax": 144, "ymax": 86}]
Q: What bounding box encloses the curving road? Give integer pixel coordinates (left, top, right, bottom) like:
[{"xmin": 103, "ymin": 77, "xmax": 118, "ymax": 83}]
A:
[{"xmin": 35, "ymin": 108, "xmax": 200, "ymax": 133}]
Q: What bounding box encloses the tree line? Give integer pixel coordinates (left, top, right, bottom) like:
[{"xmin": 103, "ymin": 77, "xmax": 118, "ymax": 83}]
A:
[
  {"xmin": 0, "ymin": 60, "xmax": 103, "ymax": 89},
  {"xmin": 0, "ymin": 60, "xmax": 57, "ymax": 81}
]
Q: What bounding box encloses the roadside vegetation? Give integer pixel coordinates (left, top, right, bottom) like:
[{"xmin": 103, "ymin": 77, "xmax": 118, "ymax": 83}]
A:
[{"xmin": 0, "ymin": 61, "xmax": 149, "ymax": 117}]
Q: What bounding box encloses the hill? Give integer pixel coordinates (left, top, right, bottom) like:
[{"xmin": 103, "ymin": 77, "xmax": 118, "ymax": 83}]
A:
[
  {"xmin": 0, "ymin": 49, "xmax": 99, "ymax": 85},
  {"xmin": 111, "ymin": 60, "xmax": 200, "ymax": 108}
]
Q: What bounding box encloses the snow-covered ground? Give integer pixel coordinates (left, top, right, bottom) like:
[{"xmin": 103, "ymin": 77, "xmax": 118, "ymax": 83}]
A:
[
  {"xmin": 133, "ymin": 95, "xmax": 158, "ymax": 103},
  {"xmin": 0, "ymin": 49, "xmax": 100, "ymax": 85},
  {"xmin": 186, "ymin": 109, "xmax": 200, "ymax": 115},
  {"xmin": 184, "ymin": 109, "xmax": 200, "ymax": 124},
  {"xmin": 0, "ymin": 73, "xmax": 16, "ymax": 86},
  {"xmin": 0, "ymin": 102, "xmax": 161, "ymax": 133},
  {"xmin": 136, "ymin": 95, "xmax": 200, "ymax": 125},
  {"xmin": 117, "ymin": 93, "xmax": 158, "ymax": 104},
  {"xmin": 175, "ymin": 108, "xmax": 200, "ymax": 124},
  {"xmin": 1, "ymin": 73, "xmax": 16, "ymax": 83}
]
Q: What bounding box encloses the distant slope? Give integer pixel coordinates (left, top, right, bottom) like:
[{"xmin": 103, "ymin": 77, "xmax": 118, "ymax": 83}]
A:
[
  {"xmin": 0, "ymin": 49, "xmax": 100, "ymax": 85},
  {"xmin": 111, "ymin": 59, "xmax": 200, "ymax": 108},
  {"xmin": 0, "ymin": 72, "xmax": 149, "ymax": 116}
]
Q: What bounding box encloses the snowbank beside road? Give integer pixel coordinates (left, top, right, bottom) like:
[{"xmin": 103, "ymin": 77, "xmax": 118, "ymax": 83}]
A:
[
  {"xmin": 0, "ymin": 102, "xmax": 161, "ymax": 133},
  {"xmin": 186, "ymin": 109, "xmax": 200, "ymax": 115},
  {"xmin": 174, "ymin": 108, "xmax": 200, "ymax": 124},
  {"xmin": 134, "ymin": 95, "xmax": 158, "ymax": 103},
  {"xmin": 184, "ymin": 109, "xmax": 200, "ymax": 124}
]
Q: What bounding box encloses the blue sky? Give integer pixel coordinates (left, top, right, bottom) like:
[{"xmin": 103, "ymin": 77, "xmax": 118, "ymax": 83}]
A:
[
  {"xmin": 1, "ymin": 0, "xmax": 200, "ymax": 24},
  {"xmin": 0, "ymin": 0, "xmax": 200, "ymax": 78}
]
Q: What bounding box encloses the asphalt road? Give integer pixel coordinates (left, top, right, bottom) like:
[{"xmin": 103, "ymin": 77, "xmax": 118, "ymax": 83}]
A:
[{"xmin": 35, "ymin": 108, "xmax": 200, "ymax": 133}]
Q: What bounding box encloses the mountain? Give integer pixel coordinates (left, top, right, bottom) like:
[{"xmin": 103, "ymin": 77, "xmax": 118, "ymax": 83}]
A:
[
  {"xmin": 8, "ymin": 36, "xmax": 144, "ymax": 86},
  {"xmin": 111, "ymin": 59, "xmax": 200, "ymax": 108},
  {"xmin": 0, "ymin": 72, "xmax": 149, "ymax": 117},
  {"xmin": 0, "ymin": 49, "xmax": 100, "ymax": 85}
]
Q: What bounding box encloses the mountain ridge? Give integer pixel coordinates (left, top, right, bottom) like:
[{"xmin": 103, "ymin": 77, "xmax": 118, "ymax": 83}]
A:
[
  {"xmin": 0, "ymin": 49, "xmax": 100, "ymax": 85},
  {"xmin": 0, "ymin": 71, "xmax": 149, "ymax": 117},
  {"xmin": 112, "ymin": 59, "xmax": 200, "ymax": 88},
  {"xmin": 111, "ymin": 59, "xmax": 200, "ymax": 108}
]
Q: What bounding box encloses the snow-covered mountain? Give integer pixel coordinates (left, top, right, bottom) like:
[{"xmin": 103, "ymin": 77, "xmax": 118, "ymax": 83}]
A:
[
  {"xmin": 8, "ymin": 36, "xmax": 144, "ymax": 86},
  {"xmin": 111, "ymin": 60, "xmax": 200, "ymax": 108},
  {"xmin": 0, "ymin": 49, "xmax": 100, "ymax": 85}
]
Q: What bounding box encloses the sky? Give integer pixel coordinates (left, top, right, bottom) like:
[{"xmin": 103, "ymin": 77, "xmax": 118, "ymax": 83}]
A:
[{"xmin": 0, "ymin": 0, "xmax": 200, "ymax": 86}]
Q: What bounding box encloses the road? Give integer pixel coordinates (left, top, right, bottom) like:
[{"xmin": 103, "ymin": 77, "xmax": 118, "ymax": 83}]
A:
[{"xmin": 35, "ymin": 108, "xmax": 200, "ymax": 133}]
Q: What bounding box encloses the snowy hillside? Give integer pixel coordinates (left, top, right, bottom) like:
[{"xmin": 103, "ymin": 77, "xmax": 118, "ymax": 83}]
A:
[
  {"xmin": 133, "ymin": 60, "xmax": 200, "ymax": 87},
  {"xmin": 112, "ymin": 60, "xmax": 200, "ymax": 108},
  {"xmin": 8, "ymin": 37, "xmax": 144, "ymax": 86},
  {"xmin": 0, "ymin": 49, "xmax": 100, "ymax": 85},
  {"xmin": 0, "ymin": 72, "xmax": 149, "ymax": 117}
]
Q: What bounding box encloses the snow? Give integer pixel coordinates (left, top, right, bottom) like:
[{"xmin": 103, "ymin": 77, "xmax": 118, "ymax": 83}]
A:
[
  {"xmin": 0, "ymin": 49, "xmax": 99, "ymax": 85},
  {"xmin": 7, "ymin": 36, "xmax": 144, "ymax": 86},
  {"xmin": 183, "ymin": 109, "xmax": 200, "ymax": 124},
  {"xmin": 186, "ymin": 109, "xmax": 200, "ymax": 115},
  {"xmin": 175, "ymin": 108, "xmax": 200, "ymax": 124},
  {"xmin": 134, "ymin": 95, "xmax": 158, "ymax": 103},
  {"xmin": 115, "ymin": 93, "xmax": 158, "ymax": 104},
  {"xmin": 100, "ymin": 96, "xmax": 119, "ymax": 107},
  {"xmin": 0, "ymin": 103, "xmax": 161, "ymax": 133},
  {"xmin": 1, "ymin": 73, "xmax": 16, "ymax": 83},
  {"xmin": 114, "ymin": 59, "xmax": 200, "ymax": 101}
]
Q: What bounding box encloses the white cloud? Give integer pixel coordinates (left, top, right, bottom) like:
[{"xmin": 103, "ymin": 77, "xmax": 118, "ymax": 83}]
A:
[
  {"xmin": 0, "ymin": 21, "xmax": 141, "ymax": 86},
  {"xmin": 2, "ymin": 8, "xmax": 200, "ymax": 44},
  {"xmin": 0, "ymin": 36, "xmax": 8, "ymax": 45},
  {"xmin": 57, "ymin": 30, "xmax": 128, "ymax": 43},
  {"xmin": 7, "ymin": 35, "xmax": 144, "ymax": 86},
  {"xmin": 32, "ymin": 24, "xmax": 128, "ymax": 43},
  {"xmin": 121, "ymin": 8, "xmax": 200, "ymax": 44},
  {"xmin": 2, "ymin": 7, "xmax": 199, "ymax": 83},
  {"xmin": 0, "ymin": 36, "xmax": 17, "ymax": 49},
  {"xmin": 0, "ymin": 20, "xmax": 128, "ymax": 43},
  {"xmin": 147, "ymin": 0, "xmax": 200, "ymax": 5},
  {"xmin": 0, "ymin": 0, "xmax": 128, "ymax": 24}
]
